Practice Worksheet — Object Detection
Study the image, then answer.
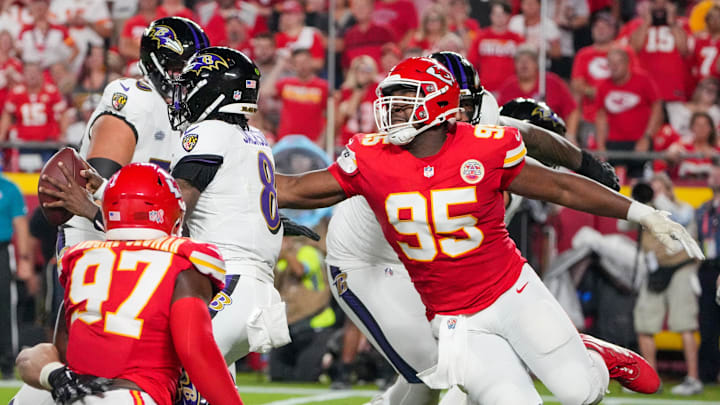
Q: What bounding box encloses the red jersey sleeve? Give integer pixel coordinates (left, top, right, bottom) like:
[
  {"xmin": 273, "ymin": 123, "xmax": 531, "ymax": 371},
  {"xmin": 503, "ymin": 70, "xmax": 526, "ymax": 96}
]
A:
[
  {"xmin": 327, "ymin": 134, "xmax": 364, "ymax": 197},
  {"xmin": 496, "ymin": 126, "xmax": 527, "ymax": 189},
  {"xmin": 176, "ymin": 239, "xmax": 226, "ymax": 293},
  {"xmin": 3, "ymin": 91, "xmax": 17, "ymax": 113}
]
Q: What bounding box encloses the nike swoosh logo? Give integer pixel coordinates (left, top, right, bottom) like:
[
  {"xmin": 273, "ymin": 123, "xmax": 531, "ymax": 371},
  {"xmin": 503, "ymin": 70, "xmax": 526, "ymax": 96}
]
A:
[
  {"xmin": 119, "ymin": 82, "xmax": 130, "ymax": 91},
  {"xmin": 516, "ymin": 282, "xmax": 528, "ymax": 294}
]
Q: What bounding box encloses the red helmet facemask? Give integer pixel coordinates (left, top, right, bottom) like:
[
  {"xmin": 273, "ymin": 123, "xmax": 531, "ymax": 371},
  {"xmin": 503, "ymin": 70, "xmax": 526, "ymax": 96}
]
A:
[
  {"xmin": 374, "ymin": 57, "xmax": 462, "ymax": 145},
  {"xmin": 102, "ymin": 163, "xmax": 186, "ymax": 240}
]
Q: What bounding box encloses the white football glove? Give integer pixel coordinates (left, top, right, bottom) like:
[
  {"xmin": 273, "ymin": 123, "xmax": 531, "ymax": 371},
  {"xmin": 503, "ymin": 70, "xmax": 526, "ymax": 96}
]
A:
[{"xmin": 628, "ymin": 202, "xmax": 705, "ymax": 260}]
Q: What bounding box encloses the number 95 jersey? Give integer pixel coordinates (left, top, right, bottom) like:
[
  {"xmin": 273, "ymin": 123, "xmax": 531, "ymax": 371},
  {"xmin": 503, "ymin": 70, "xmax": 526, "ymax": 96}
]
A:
[
  {"xmin": 170, "ymin": 120, "xmax": 281, "ymax": 282},
  {"xmin": 328, "ymin": 122, "xmax": 528, "ymax": 319}
]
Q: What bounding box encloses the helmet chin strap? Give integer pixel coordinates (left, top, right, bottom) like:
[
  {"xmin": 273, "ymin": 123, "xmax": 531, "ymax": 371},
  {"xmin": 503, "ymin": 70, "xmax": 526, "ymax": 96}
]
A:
[{"xmin": 388, "ymin": 126, "xmax": 419, "ymax": 145}]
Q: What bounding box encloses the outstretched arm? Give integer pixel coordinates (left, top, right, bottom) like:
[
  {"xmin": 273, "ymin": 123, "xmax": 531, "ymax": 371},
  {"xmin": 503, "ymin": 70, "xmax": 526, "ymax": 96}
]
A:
[
  {"xmin": 276, "ymin": 170, "xmax": 347, "ymax": 209},
  {"xmin": 501, "ymin": 116, "xmax": 620, "ymax": 190},
  {"xmin": 508, "ymin": 159, "xmax": 704, "ymax": 259}
]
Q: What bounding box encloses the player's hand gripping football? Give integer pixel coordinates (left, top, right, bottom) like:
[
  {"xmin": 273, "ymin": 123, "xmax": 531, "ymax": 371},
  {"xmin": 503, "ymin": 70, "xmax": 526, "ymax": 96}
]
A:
[
  {"xmin": 47, "ymin": 365, "xmax": 111, "ymax": 405},
  {"xmin": 39, "ymin": 161, "xmax": 100, "ymax": 221},
  {"xmin": 281, "ymin": 214, "xmax": 321, "ymax": 241},
  {"xmin": 637, "ymin": 210, "xmax": 705, "ymax": 260}
]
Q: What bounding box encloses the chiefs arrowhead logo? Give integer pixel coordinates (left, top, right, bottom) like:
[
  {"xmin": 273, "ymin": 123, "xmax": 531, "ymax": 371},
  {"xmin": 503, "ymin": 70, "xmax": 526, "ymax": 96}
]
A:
[{"xmin": 604, "ymin": 90, "xmax": 641, "ymax": 114}]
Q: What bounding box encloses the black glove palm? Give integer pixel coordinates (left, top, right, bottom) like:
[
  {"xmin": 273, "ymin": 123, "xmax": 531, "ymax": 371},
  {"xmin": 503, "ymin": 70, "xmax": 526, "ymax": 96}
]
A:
[
  {"xmin": 48, "ymin": 366, "xmax": 111, "ymax": 405},
  {"xmin": 577, "ymin": 150, "xmax": 621, "ymax": 191}
]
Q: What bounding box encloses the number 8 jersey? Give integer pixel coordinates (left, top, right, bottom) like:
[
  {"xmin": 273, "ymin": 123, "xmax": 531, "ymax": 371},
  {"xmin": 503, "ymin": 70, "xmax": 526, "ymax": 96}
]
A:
[
  {"xmin": 328, "ymin": 122, "xmax": 528, "ymax": 319},
  {"xmin": 170, "ymin": 120, "xmax": 282, "ymax": 282}
]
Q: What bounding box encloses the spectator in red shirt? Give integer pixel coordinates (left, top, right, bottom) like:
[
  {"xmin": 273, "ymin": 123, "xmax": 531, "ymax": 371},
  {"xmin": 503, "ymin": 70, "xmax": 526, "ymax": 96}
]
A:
[
  {"xmin": 571, "ymin": 12, "xmax": 617, "ymax": 120},
  {"xmin": 275, "ymin": 1, "xmax": 325, "ymax": 72},
  {"xmin": 0, "ymin": 62, "xmax": 68, "ymax": 143},
  {"xmin": 18, "ymin": 0, "xmax": 79, "ymax": 70},
  {"xmin": 497, "ymin": 46, "xmax": 580, "ymax": 143},
  {"xmin": 628, "ymin": 0, "xmax": 689, "ymax": 101},
  {"xmin": 690, "ymin": 5, "xmax": 720, "ymax": 83},
  {"xmin": 372, "ymin": 0, "xmax": 419, "ymax": 49},
  {"xmin": 666, "ymin": 111, "xmax": 720, "ymax": 178},
  {"xmin": 341, "ymin": 0, "xmax": 394, "ymax": 71},
  {"xmin": 0, "ymin": 30, "xmax": 22, "ymax": 115},
  {"xmin": 224, "ymin": 15, "xmax": 252, "ymax": 55},
  {"xmin": 119, "ymin": 0, "xmax": 158, "ymax": 63},
  {"xmin": 595, "ymin": 47, "xmax": 663, "ymax": 177},
  {"xmin": 336, "ymin": 55, "xmax": 379, "ymax": 147},
  {"xmin": 156, "ymin": 0, "xmax": 197, "ymax": 20},
  {"xmin": 263, "ymin": 48, "xmax": 328, "ymax": 144},
  {"xmin": 468, "ymin": 1, "xmax": 524, "ymax": 93}
]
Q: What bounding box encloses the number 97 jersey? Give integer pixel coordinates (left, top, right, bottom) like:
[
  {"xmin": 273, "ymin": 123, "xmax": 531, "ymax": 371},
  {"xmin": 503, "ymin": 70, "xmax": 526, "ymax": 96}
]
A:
[
  {"xmin": 58, "ymin": 237, "xmax": 226, "ymax": 405},
  {"xmin": 328, "ymin": 122, "xmax": 528, "ymax": 319},
  {"xmin": 170, "ymin": 120, "xmax": 281, "ymax": 281}
]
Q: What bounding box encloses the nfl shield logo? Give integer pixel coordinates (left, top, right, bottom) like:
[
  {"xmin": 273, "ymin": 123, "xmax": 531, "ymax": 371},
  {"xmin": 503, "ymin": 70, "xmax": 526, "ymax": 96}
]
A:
[
  {"xmin": 447, "ymin": 319, "xmax": 456, "ymax": 330},
  {"xmin": 233, "ymin": 90, "xmax": 242, "ymax": 100},
  {"xmin": 424, "ymin": 166, "xmax": 434, "ymax": 178}
]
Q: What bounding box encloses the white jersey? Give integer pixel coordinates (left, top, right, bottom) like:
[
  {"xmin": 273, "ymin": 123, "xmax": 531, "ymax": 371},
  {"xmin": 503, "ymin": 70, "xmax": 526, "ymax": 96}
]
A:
[
  {"xmin": 62, "ymin": 77, "xmax": 178, "ymax": 248},
  {"xmin": 170, "ymin": 120, "xmax": 282, "ymax": 282},
  {"xmin": 326, "ymin": 196, "xmax": 399, "ymax": 266}
]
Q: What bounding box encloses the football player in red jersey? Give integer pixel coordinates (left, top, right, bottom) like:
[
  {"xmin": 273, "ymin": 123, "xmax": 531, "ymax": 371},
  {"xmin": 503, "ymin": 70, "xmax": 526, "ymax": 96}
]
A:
[
  {"xmin": 16, "ymin": 163, "xmax": 243, "ymax": 405},
  {"xmin": 275, "ymin": 57, "xmax": 703, "ymax": 403}
]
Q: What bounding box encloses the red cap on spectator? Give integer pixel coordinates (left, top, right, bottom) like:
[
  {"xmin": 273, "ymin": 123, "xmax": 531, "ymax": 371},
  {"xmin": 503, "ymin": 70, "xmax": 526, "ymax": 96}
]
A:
[{"xmin": 281, "ymin": 0, "xmax": 304, "ymax": 13}]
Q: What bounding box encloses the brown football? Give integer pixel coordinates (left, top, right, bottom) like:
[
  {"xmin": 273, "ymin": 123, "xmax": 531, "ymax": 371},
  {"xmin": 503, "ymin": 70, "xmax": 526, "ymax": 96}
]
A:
[{"xmin": 38, "ymin": 147, "xmax": 88, "ymax": 225}]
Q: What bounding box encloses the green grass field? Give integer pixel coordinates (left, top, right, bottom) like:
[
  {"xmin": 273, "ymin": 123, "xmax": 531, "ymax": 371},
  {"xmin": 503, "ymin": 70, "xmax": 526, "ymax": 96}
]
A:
[{"xmin": 2, "ymin": 374, "xmax": 720, "ymax": 404}]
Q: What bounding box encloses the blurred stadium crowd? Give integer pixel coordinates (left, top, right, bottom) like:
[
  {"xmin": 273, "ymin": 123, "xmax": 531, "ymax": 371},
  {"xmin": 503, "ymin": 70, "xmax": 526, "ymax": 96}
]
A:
[{"xmin": 3, "ymin": 0, "xmax": 720, "ymax": 397}]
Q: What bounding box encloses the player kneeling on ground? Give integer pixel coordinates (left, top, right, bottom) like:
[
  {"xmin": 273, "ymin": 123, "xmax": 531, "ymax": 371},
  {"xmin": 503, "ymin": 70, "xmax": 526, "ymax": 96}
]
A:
[{"xmin": 16, "ymin": 163, "xmax": 243, "ymax": 405}]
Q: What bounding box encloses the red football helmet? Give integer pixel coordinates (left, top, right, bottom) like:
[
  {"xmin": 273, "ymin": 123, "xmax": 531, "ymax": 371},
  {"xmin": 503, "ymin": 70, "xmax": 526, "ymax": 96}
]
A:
[
  {"xmin": 374, "ymin": 57, "xmax": 462, "ymax": 145},
  {"xmin": 102, "ymin": 163, "xmax": 186, "ymax": 240}
]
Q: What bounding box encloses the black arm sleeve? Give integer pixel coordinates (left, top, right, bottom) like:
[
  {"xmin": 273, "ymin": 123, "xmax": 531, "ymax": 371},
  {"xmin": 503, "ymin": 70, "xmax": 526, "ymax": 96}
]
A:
[
  {"xmin": 171, "ymin": 155, "xmax": 224, "ymax": 193},
  {"xmin": 87, "ymin": 158, "xmax": 123, "ymax": 179}
]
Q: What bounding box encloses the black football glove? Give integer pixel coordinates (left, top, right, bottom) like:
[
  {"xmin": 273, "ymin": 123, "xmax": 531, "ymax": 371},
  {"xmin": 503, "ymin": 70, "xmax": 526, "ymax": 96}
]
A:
[
  {"xmin": 577, "ymin": 150, "xmax": 621, "ymax": 191},
  {"xmin": 281, "ymin": 214, "xmax": 321, "ymax": 241},
  {"xmin": 48, "ymin": 366, "xmax": 111, "ymax": 404}
]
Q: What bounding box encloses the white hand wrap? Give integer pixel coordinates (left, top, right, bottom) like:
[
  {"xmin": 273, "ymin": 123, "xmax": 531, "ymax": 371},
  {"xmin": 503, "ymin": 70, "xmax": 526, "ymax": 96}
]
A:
[
  {"xmin": 626, "ymin": 201, "xmax": 705, "ymax": 260},
  {"xmin": 38, "ymin": 361, "xmax": 64, "ymax": 390}
]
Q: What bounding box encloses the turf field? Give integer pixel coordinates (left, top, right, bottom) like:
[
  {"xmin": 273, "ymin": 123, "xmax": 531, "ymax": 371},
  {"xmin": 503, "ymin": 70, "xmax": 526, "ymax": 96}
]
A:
[{"xmin": 2, "ymin": 374, "xmax": 720, "ymax": 404}]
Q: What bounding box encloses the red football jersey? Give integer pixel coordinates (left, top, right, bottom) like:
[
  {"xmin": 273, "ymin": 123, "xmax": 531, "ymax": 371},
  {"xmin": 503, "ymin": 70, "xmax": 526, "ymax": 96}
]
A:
[
  {"xmin": 468, "ymin": 29, "xmax": 524, "ymax": 92},
  {"xmin": 497, "ymin": 72, "xmax": 577, "ymax": 120},
  {"xmin": 59, "ymin": 237, "xmax": 226, "ymax": 405},
  {"xmin": 276, "ymin": 76, "xmax": 328, "ymax": 142},
  {"xmin": 3, "ymin": 83, "xmax": 66, "ymax": 141},
  {"xmin": 690, "ymin": 33, "xmax": 720, "ymax": 80},
  {"xmin": 595, "ymin": 69, "xmax": 661, "ymax": 142},
  {"xmin": 328, "ymin": 122, "xmax": 528, "ymax": 318},
  {"xmin": 628, "ymin": 24, "xmax": 688, "ymax": 101}
]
